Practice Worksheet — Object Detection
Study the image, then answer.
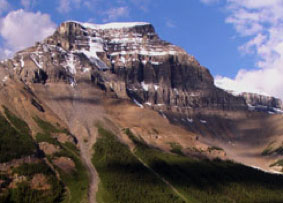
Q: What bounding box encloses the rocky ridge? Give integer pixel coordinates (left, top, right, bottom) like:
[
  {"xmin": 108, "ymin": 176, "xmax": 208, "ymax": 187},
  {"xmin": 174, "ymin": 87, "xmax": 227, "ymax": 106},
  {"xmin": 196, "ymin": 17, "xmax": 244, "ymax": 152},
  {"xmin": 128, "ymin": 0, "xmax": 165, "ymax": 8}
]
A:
[
  {"xmin": 0, "ymin": 21, "xmax": 247, "ymax": 115},
  {"xmin": 241, "ymin": 92, "xmax": 283, "ymax": 113}
]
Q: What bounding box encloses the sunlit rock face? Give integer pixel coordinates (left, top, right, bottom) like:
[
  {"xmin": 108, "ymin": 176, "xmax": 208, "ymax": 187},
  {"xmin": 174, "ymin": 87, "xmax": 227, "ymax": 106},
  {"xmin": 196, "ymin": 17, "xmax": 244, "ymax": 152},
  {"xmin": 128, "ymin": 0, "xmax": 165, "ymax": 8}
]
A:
[{"xmin": 0, "ymin": 21, "xmax": 247, "ymax": 112}]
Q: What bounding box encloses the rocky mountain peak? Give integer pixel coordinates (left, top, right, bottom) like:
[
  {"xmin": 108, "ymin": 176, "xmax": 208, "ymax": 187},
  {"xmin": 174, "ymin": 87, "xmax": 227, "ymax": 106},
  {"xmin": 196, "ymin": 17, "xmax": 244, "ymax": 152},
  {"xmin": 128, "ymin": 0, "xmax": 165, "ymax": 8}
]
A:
[
  {"xmin": 0, "ymin": 21, "xmax": 248, "ymax": 114},
  {"xmin": 48, "ymin": 21, "xmax": 158, "ymax": 51}
]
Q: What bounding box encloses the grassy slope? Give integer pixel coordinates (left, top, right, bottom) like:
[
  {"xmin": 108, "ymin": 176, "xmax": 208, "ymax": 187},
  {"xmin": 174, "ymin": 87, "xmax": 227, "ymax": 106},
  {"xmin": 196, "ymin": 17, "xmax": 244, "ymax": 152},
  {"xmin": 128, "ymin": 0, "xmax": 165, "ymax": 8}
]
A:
[
  {"xmin": 126, "ymin": 129, "xmax": 283, "ymax": 203},
  {"xmin": 34, "ymin": 117, "xmax": 89, "ymax": 203},
  {"xmin": 0, "ymin": 107, "xmax": 36, "ymax": 163},
  {"xmin": 0, "ymin": 108, "xmax": 64, "ymax": 203},
  {"xmin": 7, "ymin": 163, "xmax": 64, "ymax": 203},
  {"xmin": 262, "ymin": 142, "xmax": 283, "ymax": 156},
  {"xmin": 270, "ymin": 159, "xmax": 283, "ymax": 169},
  {"xmin": 92, "ymin": 126, "xmax": 185, "ymax": 203}
]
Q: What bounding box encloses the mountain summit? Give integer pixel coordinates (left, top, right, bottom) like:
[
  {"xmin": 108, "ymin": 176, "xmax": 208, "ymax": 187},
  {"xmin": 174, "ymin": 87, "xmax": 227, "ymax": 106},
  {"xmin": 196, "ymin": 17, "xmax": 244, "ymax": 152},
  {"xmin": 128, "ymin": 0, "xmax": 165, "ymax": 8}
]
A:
[{"xmin": 1, "ymin": 21, "xmax": 248, "ymax": 111}]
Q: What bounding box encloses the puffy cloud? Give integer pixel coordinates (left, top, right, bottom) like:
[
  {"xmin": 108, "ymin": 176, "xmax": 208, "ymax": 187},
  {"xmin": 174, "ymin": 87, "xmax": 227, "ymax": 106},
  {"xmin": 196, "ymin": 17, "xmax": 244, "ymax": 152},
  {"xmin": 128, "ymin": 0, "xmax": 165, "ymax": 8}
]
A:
[
  {"xmin": 216, "ymin": 65, "xmax": 283, "ymax": 98},
  {"xmin": 103, "ymin": 7, "xmax": 129, "ymax": 22},
  {"xmin": 201, "ymin": 0, "xmax": 283, "ymax": 99},
  {"xmin": 0, "ymin": 9, "xmax": 56, "ymax": 59}
]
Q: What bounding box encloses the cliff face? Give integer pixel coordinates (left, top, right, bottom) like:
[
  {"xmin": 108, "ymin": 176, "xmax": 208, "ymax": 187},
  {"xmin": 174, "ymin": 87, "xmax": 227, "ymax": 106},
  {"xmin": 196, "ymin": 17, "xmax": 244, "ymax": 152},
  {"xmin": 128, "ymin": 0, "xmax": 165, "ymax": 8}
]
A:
[
  {"xmin": 240, "ymin": 92, "xmax": 283, "ymax": 113},
  {"xmin": 0, "ymin": 21, "xmax": 247, "ymax": 113}
]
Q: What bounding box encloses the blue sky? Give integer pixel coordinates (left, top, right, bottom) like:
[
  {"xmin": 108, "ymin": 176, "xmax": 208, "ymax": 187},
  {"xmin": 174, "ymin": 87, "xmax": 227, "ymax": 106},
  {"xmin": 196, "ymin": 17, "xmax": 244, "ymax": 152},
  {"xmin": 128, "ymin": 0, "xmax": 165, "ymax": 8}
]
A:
[{"xmin": 0, "ymin": 0, "xmax": 283, "ymax": 98}]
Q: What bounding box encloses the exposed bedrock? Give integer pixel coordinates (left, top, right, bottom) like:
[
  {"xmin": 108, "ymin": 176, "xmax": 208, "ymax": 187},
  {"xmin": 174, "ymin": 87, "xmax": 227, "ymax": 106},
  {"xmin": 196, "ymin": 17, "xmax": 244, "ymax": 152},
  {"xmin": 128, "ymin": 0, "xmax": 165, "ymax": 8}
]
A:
[{"xmin": 0, "ymin": 21, "xmax": 247, "ymax": 113}]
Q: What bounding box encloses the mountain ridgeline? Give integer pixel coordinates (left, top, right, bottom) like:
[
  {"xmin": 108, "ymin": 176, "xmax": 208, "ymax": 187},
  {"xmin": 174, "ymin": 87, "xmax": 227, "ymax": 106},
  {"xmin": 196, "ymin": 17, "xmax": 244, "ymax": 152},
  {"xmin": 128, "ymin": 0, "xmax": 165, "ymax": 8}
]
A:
[{"xmin": 4, "ymin": 21, "xmax": 249, "ymax": 111}]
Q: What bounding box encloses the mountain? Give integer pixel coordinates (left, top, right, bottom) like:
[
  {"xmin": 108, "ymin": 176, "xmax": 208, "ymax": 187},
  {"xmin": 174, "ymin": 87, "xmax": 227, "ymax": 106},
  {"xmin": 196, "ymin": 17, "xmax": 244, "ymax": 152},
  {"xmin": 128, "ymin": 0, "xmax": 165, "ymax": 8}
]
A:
[
  {"xmin": 4, "ymin": 21, "xmax": 247, "ymax": 110},
  {"xmin": 1, "ymin": 21, "xmax": 283, "ymax": 203}
]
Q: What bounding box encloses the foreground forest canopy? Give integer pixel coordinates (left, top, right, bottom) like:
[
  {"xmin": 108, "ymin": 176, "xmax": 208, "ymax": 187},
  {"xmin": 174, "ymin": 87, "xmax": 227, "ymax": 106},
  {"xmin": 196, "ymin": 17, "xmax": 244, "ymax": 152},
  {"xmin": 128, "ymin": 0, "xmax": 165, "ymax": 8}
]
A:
[{"xmin": 92, "ymin": 127, "xmax": 283, "ymax": 203}]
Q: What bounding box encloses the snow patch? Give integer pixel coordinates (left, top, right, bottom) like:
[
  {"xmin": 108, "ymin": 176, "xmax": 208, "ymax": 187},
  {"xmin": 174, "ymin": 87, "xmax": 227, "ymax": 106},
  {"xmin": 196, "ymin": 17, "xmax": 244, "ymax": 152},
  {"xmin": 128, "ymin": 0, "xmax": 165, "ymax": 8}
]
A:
[
  {"xmin": 142, "ymin": 60, "xmax": 147, "ymax": 65},
  {"xmin": 174, "ymin": 88, "xmax": 179, "ymax": 95},
  {"xmin": 151, "ymin": 61, "xmax": 162, "ymax": 65},
  {"xmin": 81, "ymin": 22, "xmax": 150, "ymax": 30},
  {"xmin": 187, "ymin": 118, "xmax": 193, "ymax": 123},
  {"xmin": 250, "ymin": 165, "xmax": 283, "ymax": 175},
  {"xmin": 275, "ymin": 108, "xmax": 283, "ymax": 114},
  {"xmin": 110, "ymin": 37, "xmax": 143, "ymax": 44},
  {"xmin": 154, "ymin": 85, "xmax": 159, "ymax": 91},
  {"xmin": 83, "ymin": 67, "xmax": 90, "ymax": 73},
  {"xmin": 145, "ymin": 102, "xmax": 152, "ymax": 106},
  {"xmin": 71, "ymin": 81, "xmax": 76, "ymax": 87},
  {"xmin": 248, "ymin": 104, "xmax": 256, "ymax": 111},
  {"xmin": 169, "ymin": 51, "xmax": 177, "ymax": 55},
  {"xmin": 74, "ymin": 35, "xmax": 109, "ymax": 70},
  {"xmin": 141, "ymin": 81, "xmax": 149, "ymax": 91},
  {"xmin": 69, "ymin": 77, "xmax": 76, "ymax": 88},
  {"xmin": 248, "ymin": 104, "xmax": 283, "ymax": 114},
  {"xmin": 160, "ymin": 112, "xmax": 167, "ymax": 119},
  {"xmin": 2, "ymin": 76, "xmax": 8, "ymax": 83},
  {"xmin": 120, "ymin": 56, "xmax": 126, "ymax": 64},
  {"xmin": 133, "ymin": 99, "xmax": 144, "ymax": 108},
  {"xmin": 66, "ymin": 54, "xmax": 76, "ymax": 74},
  {"xmin": 43, "ymin": 45, "xmax": 49, "ymax": 53},
  {"xmin": 20, "ymin": 56, "xmax": 25, "ymax": 68},
  {"xmin": 30, "ymin": 54, "xmax": 43, "ymax": 69},
  {"xmin": 110, "ymin": 49, "xmax": 179, "ymax": 57}
]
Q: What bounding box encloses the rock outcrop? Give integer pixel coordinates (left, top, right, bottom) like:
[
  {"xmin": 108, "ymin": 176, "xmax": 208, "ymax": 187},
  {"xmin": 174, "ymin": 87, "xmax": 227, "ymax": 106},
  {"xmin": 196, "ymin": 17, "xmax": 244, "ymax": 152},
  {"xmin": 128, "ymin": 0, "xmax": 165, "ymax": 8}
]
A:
[
  {"xmin": 241, "ymin": 92, "xmax": 283, "ymax": 113},
  {"xmin": 0, "ymin": 21, "xmax": 247, "ymax": 114}
]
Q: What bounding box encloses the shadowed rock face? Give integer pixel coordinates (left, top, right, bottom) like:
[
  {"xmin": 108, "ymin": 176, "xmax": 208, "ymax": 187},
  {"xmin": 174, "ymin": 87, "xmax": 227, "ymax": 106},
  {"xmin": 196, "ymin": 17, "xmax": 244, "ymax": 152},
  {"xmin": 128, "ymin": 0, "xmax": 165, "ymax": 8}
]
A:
[{"xmin": 0, "ymin": 21, "xmax": 247, "ymax": 112}]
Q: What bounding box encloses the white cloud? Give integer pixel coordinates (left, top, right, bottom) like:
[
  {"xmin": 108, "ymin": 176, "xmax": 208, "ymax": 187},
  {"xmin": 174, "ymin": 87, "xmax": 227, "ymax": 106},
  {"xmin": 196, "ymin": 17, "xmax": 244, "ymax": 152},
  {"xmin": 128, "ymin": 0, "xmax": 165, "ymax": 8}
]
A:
[
  {"xmin": 201, "ymin": 0, "xmax": 283, "ymax": 99},
  {"xmin": 0, "ymin": 0, "xmax": 10, "ymax": 15},
  {"xmin": 0, "ymin": 9, "xmax": 56, "ymax": 59},
  {"xmin": 103, "ymin": 7, "xmax": 129, "ymax": 22}
]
